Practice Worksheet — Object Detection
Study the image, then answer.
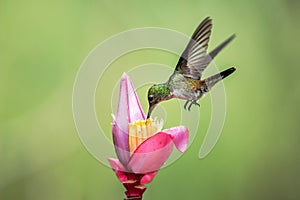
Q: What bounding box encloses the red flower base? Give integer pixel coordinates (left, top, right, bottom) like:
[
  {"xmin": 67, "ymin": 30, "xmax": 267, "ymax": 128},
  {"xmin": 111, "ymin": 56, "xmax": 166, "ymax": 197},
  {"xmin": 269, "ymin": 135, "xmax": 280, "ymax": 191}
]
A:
[{"xmin": 122, "ymin": 173, "xmax": 146, "ymax": 200}]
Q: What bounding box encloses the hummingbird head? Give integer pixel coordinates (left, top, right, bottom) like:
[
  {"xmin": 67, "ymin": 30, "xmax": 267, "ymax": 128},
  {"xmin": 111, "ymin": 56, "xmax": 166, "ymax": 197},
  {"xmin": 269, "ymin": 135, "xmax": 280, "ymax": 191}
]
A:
[{"xmin": 147, "ymin": 84, "xmax": 172, "ymax": 119}]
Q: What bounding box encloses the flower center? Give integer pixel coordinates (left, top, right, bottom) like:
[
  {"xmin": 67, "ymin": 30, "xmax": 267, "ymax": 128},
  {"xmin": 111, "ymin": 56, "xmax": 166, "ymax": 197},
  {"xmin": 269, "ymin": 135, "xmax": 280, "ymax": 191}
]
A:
[{"xmin": 128, "ymin": 118, "xmax": 163, "ymax": 154}]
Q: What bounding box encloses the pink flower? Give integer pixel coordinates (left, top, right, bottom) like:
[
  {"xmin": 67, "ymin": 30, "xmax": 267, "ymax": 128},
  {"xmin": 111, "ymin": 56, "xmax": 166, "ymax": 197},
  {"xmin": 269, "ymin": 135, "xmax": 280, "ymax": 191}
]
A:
[{"xmin": 108, "ymin": 73, "xmax": 189, "ymax": 199}]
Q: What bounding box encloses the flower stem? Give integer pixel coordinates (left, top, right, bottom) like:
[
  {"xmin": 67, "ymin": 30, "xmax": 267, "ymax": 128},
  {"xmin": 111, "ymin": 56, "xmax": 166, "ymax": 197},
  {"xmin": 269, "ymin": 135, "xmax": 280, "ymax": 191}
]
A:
[
  {"xmin": 124, "ymin": 197, "xmax": 142, "ymax": 200},
  {"xmin": 122, "ymin": 173, "xmax": 146, "ymax": 200}
]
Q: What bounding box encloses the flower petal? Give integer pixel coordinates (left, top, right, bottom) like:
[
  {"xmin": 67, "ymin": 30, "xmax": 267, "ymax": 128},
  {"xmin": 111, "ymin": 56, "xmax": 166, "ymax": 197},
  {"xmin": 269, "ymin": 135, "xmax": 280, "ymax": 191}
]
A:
[
  {"xmin": 140, "ymin": 171, "xmax": 158, "ymax": 185},
  {"xmin": 127, "ymin": 132, "xmax": 174, "ymax": 174},
  {"xmin": 113, "ymin": 73, "xmax": 146, "ymax": 165},
  {"xmin": 108, "ymin": 158, "xmax": 128, "ymax": 182},
  {"xmin": 125, "ymin": 73, "xmax": 146, "ymax": 122},
  {"xmin": 162, "ymin": 126, "xmax": 189, "ymax": 152},
  {"xmin": 127, "ymin": 126, "xmax": 189, "ymax": 174},
  {"xmin": 112, "ymin": 122, "xmax": 130, "ymax": 166},
  {"xmin": 116, "ymin": 73, "xmax": 145, "ymax": 126}
]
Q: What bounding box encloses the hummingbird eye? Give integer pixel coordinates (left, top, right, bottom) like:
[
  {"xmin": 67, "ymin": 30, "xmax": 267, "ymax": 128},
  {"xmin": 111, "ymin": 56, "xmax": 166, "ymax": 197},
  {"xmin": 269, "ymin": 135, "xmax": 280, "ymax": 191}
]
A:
[{"xmin": 148, "ymin": 95, "xmax": 154, "ymax": 102}]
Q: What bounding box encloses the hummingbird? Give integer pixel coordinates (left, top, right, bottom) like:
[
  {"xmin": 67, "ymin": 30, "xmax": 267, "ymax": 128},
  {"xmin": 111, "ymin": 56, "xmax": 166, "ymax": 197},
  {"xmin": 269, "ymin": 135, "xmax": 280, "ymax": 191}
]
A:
[{"xmin": 147, "ymin": 17, "xmax": 236, "ymax": 119}]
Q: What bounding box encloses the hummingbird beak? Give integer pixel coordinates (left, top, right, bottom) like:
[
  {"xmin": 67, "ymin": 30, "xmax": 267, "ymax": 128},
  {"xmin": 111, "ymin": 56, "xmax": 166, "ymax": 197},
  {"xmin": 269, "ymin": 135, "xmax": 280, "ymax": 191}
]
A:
[{"xmin": 147, "ymin": 103, "xmax": 156, "ymax": 119}]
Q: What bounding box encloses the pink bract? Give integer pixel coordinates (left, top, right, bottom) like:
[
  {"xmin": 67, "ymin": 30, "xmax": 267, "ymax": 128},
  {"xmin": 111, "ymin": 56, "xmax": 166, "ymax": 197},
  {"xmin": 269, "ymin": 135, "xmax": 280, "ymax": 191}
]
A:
[{"xmin": 108, "ymin": 73, "xmax": 189, "ymax": 198}]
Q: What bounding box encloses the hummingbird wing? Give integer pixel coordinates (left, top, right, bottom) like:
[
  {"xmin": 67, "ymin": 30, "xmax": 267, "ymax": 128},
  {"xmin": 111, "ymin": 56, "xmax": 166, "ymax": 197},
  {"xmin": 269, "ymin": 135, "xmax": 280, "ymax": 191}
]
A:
[
  {"xmin": 175, "ymin": 17, "xmax": 213, "ymax": 80},
  {"xmin": 208, "ymin": 34, "xmax": 235, "ymax": 60}
]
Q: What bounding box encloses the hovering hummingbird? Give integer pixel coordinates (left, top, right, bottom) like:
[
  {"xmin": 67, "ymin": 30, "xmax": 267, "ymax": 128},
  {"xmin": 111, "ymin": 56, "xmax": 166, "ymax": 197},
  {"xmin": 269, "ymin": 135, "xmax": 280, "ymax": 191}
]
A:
[{"xmin": 147, "ymin": 17, "xmax": 236, "ymax": 119}]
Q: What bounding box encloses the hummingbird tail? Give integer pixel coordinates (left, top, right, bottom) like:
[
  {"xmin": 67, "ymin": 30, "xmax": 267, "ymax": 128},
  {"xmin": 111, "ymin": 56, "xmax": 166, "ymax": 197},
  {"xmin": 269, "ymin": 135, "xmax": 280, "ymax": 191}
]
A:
[{"xmin": 204, "ymin": 67, "xmax": 236, "ymax": 90}]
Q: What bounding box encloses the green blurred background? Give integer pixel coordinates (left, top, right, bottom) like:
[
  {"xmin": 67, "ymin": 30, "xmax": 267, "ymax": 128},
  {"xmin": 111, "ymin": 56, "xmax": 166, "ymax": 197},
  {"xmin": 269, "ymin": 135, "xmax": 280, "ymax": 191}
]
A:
[{"xmin": 1, "ymin": 0, "xmax": 300, "ymax": 199}]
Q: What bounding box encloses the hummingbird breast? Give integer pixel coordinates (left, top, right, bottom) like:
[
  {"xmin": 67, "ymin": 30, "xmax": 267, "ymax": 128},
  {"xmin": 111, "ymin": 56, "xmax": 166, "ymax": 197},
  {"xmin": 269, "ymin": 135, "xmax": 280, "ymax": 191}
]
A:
[{"xmin": 167, "ymin": 72, "xmax": 205, "ymax": 101}]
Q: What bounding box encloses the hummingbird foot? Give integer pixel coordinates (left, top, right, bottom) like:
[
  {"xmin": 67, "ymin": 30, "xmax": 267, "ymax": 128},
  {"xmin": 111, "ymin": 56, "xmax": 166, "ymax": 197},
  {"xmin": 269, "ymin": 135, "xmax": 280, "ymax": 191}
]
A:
[
  {"xmin": 188, "ymin": 101, "xmax": 200, "ymax": 111},
  {"xmin": 184, "ymin": 100, "xmax": 200, "ymax": 111},
  {"xmin": 184, "ymin": 100, "xmax": 190, "ymax": 110}
]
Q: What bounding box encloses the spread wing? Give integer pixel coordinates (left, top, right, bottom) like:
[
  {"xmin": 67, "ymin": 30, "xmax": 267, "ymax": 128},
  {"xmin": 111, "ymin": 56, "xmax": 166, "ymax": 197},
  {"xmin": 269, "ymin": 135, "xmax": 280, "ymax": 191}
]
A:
[{"xmin": 175, "ymin": 17, "xmax": 212, "ymax": 80}]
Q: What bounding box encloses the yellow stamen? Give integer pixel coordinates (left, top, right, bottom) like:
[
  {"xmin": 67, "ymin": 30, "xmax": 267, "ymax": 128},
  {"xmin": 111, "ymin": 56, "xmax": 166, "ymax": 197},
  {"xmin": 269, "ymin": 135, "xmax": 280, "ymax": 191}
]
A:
[{"xmin": 129, "ymin": 118, "xmax": 163, "ymax": 154}]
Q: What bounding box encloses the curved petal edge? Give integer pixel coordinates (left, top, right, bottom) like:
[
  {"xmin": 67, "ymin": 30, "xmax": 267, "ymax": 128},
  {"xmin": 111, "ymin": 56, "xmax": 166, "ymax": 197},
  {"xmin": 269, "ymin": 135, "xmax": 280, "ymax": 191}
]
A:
[
  {"xmin": 128, "ymin": 132, "xmax": 174, "ymax": 174},
  {"xmin": 162, "ymin": 126, "xmax": 189, "ymax": 153},
  {"xmin": 108, "ymin": 158, "xmax": 128, "ymax": 182}
]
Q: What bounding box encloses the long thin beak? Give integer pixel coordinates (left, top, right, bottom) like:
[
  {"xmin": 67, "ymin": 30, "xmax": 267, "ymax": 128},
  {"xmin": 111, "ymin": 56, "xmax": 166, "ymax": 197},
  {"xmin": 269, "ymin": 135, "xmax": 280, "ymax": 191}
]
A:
[{"xmin": 147, "ymin": 104, "xmax": 156, "ymax": 119}]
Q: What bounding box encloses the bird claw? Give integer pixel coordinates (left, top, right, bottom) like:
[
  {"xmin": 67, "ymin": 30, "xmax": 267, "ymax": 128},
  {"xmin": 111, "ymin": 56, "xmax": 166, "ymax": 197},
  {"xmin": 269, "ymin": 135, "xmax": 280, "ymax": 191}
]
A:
[
  {"xmin": 184, "ymin": 100, "xmax": 200, "ymax": 111},
  {"xmin": 184, "ymin": 101, "xmax": 189, "ymax": 110},
  {"xmin": 194, "ymin": 102, "xmax": 200, "ymax": 107}
]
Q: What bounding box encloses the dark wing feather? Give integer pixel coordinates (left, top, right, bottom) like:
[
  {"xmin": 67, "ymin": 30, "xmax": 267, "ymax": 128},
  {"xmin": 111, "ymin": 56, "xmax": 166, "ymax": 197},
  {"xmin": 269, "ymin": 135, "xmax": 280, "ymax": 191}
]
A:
[
  {"xmin": 175, "ymin": 17, "xmax": 213, "ymax": 80},
  {"xmin": 209, "ymin": 34, "xmax": 236, "ymax": 60}
]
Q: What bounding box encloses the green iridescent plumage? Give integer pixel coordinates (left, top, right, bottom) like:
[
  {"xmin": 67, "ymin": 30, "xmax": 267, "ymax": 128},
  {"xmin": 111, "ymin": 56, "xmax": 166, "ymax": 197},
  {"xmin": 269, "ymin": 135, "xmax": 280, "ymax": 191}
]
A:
[{"xmin": 148, "ymin": 84, "xmax": 170, "ymax": 101}]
